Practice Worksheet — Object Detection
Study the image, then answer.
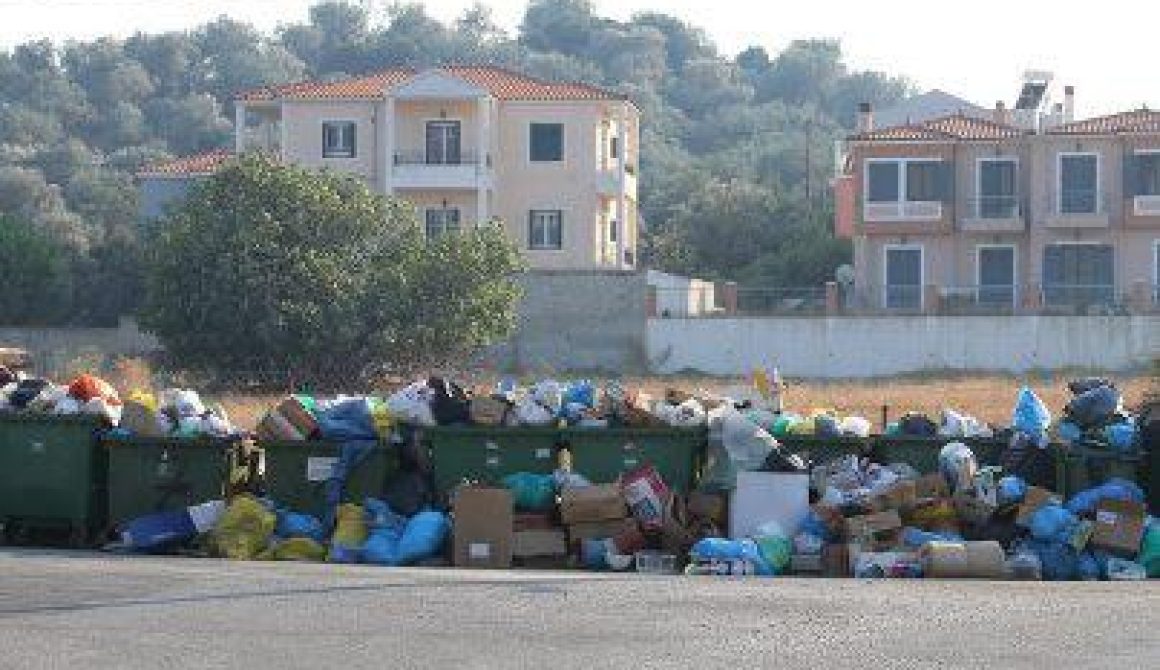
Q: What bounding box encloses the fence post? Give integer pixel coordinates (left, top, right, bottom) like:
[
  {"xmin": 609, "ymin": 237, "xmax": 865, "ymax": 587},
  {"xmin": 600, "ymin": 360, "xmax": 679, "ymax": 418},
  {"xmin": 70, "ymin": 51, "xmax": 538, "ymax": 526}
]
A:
[
  {"xmin": 722, "ymin": 282, "xmax": 739, "ymax": 315},
  {"xmin": 645, "ymin": 285, "xmax": 658, "ymax": 318},
  {"xmin": 825, "ymin": 282, "xmax": 839, "ymax": 315}
]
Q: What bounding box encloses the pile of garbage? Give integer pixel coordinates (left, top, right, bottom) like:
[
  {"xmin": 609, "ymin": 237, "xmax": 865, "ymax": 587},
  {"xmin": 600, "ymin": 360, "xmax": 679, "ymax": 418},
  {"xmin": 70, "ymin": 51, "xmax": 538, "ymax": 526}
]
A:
[
  {"xmin": 1055, "ymin": 378, "xmax": 1140, "ymax": 453},
  {"xmin": 0, "ymin": 372, "xmax": 124, "ymax": 424}
]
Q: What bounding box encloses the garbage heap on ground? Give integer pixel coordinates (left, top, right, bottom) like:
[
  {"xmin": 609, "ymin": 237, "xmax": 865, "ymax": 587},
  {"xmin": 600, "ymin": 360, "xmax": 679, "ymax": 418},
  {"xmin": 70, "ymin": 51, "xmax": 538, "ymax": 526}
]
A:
[{"xmin": 108, "ymin": 376, "xmax": 1157, "ymax": 581}]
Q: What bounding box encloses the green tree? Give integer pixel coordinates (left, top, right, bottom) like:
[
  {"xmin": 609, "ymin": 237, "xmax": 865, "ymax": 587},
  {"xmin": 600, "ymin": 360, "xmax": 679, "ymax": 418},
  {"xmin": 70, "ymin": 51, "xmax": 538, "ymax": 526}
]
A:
[
  {"xmin": 141, "ymin": 156, "xmax": 523, "ymax": 377},
  {"xmin": 0, "ymin": 215, "xmax": 73, "ymax": 325}
]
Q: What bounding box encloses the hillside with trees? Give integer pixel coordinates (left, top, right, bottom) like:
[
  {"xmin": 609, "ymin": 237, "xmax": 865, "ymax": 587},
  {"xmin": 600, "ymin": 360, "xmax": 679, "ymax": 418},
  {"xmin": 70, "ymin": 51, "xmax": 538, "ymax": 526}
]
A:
[{"xmin": 0, "ymin": 0, "xmax": 910, "ymax": 325}]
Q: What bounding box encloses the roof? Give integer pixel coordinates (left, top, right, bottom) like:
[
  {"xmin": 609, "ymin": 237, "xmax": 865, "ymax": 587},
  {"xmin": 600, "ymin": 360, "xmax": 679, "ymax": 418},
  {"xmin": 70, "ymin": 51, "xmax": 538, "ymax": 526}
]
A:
[
  {"xmin": 874, "ymin": 89, "xmax": 988, "ymax": 128},
  {"xmin": 137, "ymin": 149, "xmax": 232, "ymax": 178},
  {"xmin": 237, "ymin": 65, "xmax": 628, "ymax": 104},
  {"xmin": 1047, "ymin": 109, "xmax": 1160, "ymax": 135},
  {"xmin": 848, "ymin": 113, "xmax": 1023, "ymax": 142}
]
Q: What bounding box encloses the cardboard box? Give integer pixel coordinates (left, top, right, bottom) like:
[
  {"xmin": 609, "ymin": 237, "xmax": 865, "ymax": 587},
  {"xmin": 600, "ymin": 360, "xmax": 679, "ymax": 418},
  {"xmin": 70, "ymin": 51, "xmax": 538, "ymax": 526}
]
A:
[
  {"xmin": 453, "ymin": 487, "xmax": 513, "ymax": 569},
  {"xmin": 560, "ymin": 485, "xmax": 627, "ymax": 525},
  {"xmin": 687, "ymin": 491, "xmax": 728, "ymax": 526},
  {"xmin": 1090, "ymin": 499, "xmax": 1147, "ymax": 556},
  {"xmin": 513, "ymin": 529, "xmax": 568, "ymax": 558},
  {"xmin": 513, "ymin": 513, "xmax": 557, "ymax": 532},
  {"xmin": 568, "ymin": 518, "xmax": 638, "ymax": 543},
  {"xmin": 514, "ymin": 555, "xmax": 572, "ymax": 570},
  {"xmin": 1015, "ymin": 487, "xmax": 1061, "ymax": 527},
  {"xmin": 914, "ymin": 473, "xmax": 950, "ymax": 499},
  {"xmin": 871, "ymin": 480, "xmax": 917, "ymax": 512},
  {"xmin": 845, "ymin": 510, "xmax": 903, "ymax": 542},
  {"xmin": 821, "ymin": 543, "xmax": 853, "ymax": 577}
]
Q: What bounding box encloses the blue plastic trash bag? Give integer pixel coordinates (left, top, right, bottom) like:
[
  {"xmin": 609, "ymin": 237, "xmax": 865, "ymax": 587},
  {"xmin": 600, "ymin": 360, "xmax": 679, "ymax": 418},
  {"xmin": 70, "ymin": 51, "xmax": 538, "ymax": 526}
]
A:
[
  {"xmin": 363, "ymin": 498, "xmax": 407, "ymax": 533},
  {"xmin": 997, "ymin": 476, "xmax": 1029, "ymax": 507},
  {"xmin": 1103, "ymin": 422, "xmax": 1137, "ymax": 452},
  {"xmin": 1056, "ymin": 421, "xmax": 1083, "ymax": 446},
  {"xmin": 797, "ymin": 509, "xmax": 834, "ymax": 543},
  {"xmin": 501, "ymin": 472, "xmax": 556, "ymax": 511},
  {"xmin": 395, "ymin": 510, "xmax": 450, "ymax": 565},
  {"xmin": 316, "ymin": 397, "xmax": 378, "ymax": 441},
  {"xmin": 1065, "ymin": 385, "xmax": 1121, "ymax": 429},
  {"xmin": 1065, "ymin": 478, "xmax": 1145, "ymax": 516},
  {"xmin": 814, "ymin": 415, "xmax": 841, "ymax": 438},
  {"xmin": 901, "ymin": 527, "xmax": 964, "ymax": 549},
  {"xmin": 562, "ymin": 380, "xmax": 596, "ymax": 409},
  {"xmin": 1077, "ymin": 551, "xmax": 1103, "ymax": 581},
  {"xmin": 363, "ymin": 527, "xmax": 402, "ymax": 565},
  {"xmin": 276, "ymin": 511, "xmax": 325, "ymax": 542},
  {"xmin": 1030, "ymin": 540, "xmax": 1080, "ymax": 581},
  {"xmin": 689, "ymin": 537, "xmax": 773, "ymax": 576},
  {"xmin": 1012, "ymin": 387, "xmax": 1051, "ymax": 436},
  {"xmin": 120, "ymin": 508, "xmax": 197, "ymax": 552},
  {"xmin": 1029, "ymin": 504, "xmax": 1078, "ymax": 543}
]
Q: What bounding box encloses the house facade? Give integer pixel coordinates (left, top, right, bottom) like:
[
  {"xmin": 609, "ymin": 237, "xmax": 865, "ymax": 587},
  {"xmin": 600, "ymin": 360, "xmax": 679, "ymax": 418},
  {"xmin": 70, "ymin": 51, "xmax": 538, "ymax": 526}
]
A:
[
  {"xmin": 140, "ymin": 65, "xmax": 640, "ymax": 271},
  {"xmin": 836, "ymin": 97, "xmax": 1160, "ymax": 314}
]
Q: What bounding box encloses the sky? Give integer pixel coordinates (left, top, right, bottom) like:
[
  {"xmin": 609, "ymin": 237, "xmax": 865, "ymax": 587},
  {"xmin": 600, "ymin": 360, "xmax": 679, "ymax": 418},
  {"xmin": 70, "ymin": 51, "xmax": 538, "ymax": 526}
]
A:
[{"xmin": 1, "ymin": 0, "xmax": 1156, "ymax": 118}]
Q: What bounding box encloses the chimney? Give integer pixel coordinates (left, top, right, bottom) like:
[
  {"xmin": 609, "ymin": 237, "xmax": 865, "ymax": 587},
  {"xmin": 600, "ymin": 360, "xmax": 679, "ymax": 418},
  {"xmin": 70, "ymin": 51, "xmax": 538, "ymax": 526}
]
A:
[
  {"xmin": 1064, "ymin": 85, "xmax": 1075, "ymax": 122},
  {"xmin": 857, "ymin": 102, "xmax": 874, "ymax": 133},
  {"xmin": 993, "ymin": 101, "xmax": 1010, "ymax": 126}
]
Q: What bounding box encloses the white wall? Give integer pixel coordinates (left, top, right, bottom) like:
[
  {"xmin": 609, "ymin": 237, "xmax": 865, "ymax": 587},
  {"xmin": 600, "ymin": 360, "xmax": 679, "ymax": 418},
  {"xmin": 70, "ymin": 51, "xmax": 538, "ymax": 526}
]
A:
[
  {"xmin": 648, "ymin": 315, "xmax": 1160, "ymax": 378},
  {"xmin": 648, "ymin": 270, "xmax": 717, "ymax": 317}
]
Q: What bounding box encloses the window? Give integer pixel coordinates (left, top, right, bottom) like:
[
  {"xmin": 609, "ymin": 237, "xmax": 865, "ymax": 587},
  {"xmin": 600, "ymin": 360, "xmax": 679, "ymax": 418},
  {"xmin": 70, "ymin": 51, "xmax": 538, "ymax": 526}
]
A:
[
  {"xmin": 978, "ymin": 159, "xmax": 1018, "ymax": 218},
  {"xmin": 528, "ymin": 210, "xmax": 563, "ymax": 250},
  {"xmin": 1059, "ymin": 153, "xmax": 1098, "ymax": 214},
  {"xmin": 884, "ymin": 246, "xmax": 923, "ymax": 309},
  {"xmin": 426, "ymin": 121, "xmax": 461, "ymax": 165},
  {"xmin": 610, "ymin": 136, "xmax": 620, "ymax": 160},
  {"xmin": 424, "ymin": 208, "xmax": 461, "ymax": 239},
  {"xmin": 1130, "ymin": 153, "xmax": 1160, "ymax": 197},
  {"xmin": 322, "ymin": 121, "xmax": 356, "ymax": 158},
  {"xmin": 608, "ymin": 219, "xmax": 618, "ymax": 244},
  {"xmin": 530, "ymin": 123, "xmax": 564, "ymax": 162},
  {"xmin": 977, "ymin": 246, "xmax": 1016, "ymax": 306},
  {"xmin": 1154, "ymin": 240, "xmax": 1160, "ymax": 304},
  {"xmin": 866, "ymin": 159, "xmax": 947, "ymax": 203},
  {"xmin": 1043, "ymin": 244, "xmax": 1114, "ymax": 307}
]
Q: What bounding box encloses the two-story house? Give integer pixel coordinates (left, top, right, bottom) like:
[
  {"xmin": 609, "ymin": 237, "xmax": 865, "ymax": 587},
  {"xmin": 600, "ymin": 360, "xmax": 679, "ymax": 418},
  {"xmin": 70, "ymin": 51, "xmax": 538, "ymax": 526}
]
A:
[
  {"xmin": 836, "ymin": 88, "xmax": 1160, "ymax": 314},
  {"xmin": 139, "ymin": 65, "xmax": 641, "ymax": 271}
]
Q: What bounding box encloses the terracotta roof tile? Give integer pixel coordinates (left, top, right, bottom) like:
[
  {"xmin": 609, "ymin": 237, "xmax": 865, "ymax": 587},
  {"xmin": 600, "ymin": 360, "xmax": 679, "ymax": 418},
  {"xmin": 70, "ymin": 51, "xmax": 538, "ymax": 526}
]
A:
[
  {"xmin": 849, "ymin": 113, "xmax": 1022, "ymax": 142},
  {"xmin": 237, "ymin": 65, "xmax": 626, "ymax": 103},
  {"xmin": 137, "ymin": 149, "xmax": 232, "ymax": 178},
  {"xmin": 1047, "ymin": 109, "xmax": 1160, "ymax": 135}
]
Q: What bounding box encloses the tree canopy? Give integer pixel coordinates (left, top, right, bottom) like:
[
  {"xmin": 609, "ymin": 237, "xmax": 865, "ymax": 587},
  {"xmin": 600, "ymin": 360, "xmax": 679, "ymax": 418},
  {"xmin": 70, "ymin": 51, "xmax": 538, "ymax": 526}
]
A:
[
  {"xmin": 141, "ymin": 155, "xmax": 523, "ymax": 377},
  {"xmin": 0, "ymin": 0, "xmax": 911, "ymax": 325}
]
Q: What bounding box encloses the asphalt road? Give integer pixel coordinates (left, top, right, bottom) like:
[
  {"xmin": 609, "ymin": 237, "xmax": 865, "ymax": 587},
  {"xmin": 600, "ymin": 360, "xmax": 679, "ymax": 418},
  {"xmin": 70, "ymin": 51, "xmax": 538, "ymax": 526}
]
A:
[{"xmin": 0, "ymin": 549, "xmax": 1157, "ymax": 670}]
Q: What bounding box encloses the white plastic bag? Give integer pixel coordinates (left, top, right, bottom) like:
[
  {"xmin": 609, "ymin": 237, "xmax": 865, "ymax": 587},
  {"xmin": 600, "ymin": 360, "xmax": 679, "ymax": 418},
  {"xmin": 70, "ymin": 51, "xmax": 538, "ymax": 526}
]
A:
[
  {"xmin": 387, "ymin": 382, "xmax": 437, "ymax": 427},
  {"xmin": 719, "ymin": 407, "xmax": 778, "ymax": 471},
  {"xmin": 839, "ymin": 416, "xmax": 871, "ymax": 438},
  {"xmin": 514, "ymin": 398, "xmax": 553, "ymax": 426}
]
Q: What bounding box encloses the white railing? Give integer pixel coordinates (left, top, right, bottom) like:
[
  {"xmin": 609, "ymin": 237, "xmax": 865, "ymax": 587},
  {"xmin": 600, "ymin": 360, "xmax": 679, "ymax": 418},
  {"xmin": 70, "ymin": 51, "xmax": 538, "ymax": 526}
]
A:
[
  {"xmin": 1134, "ymin": 195, "xmax": 1160, "ymax": 216},
  {"xmin": 864, "ymin": 201, "xmax": 942, "ymax": 222}
]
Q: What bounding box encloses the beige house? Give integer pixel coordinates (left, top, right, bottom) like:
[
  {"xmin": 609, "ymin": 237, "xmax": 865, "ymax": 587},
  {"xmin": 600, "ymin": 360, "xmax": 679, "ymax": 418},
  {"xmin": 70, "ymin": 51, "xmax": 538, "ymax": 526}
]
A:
[
  {"xmin": 837, "ymin": 91, "xmax": 1160, "ymax": 314},
  {"xmin": 142, "ymin": 66, "xmax": 640, "ymax": 270}
]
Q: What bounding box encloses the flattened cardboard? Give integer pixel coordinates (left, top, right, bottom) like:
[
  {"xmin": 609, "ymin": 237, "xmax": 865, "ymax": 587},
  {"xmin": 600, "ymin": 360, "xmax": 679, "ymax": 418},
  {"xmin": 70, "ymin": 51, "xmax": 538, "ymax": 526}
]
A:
[
  {"xmin": 1090, "ymin": 499, "xmax": 1147, "ymax": 556},
  {"xmin": 453, "ymin": 487, "xmax": 513, "ymax": 569},
  {"xmin": 513, "ymin": 529, "xmax": 568, "ymax": 558},
  {"xmin": 567, "ymin": 518, "xmax": 638, "ymax": 543},
  {"xmin": 560, "ymin": 484, "xmax": 628, "ymax": 525}
]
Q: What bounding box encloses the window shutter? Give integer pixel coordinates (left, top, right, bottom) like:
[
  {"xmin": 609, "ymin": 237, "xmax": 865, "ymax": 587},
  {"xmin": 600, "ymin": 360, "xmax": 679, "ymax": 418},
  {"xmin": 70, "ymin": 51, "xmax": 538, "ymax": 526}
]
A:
[
  {"xmin": 528, "ymin": 211, "xmax": 535, "ymax": 247},
  {"xmin": 937, "ymin": 160, "xmax": 955, "ymax": 202}
]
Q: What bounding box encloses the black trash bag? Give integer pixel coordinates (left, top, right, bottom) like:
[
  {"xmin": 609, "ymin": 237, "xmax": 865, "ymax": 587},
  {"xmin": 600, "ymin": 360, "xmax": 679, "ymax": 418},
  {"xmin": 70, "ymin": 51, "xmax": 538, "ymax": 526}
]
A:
[
  {"xmin": 8, "ymin": 378, "xmax": 49, "ymax": 409},
  {"xmin": 1064, "ymin": 385, "xmax": 1121, "ymax": 428},
  {"xmin": 761, "ymin": 446, "xmax": 808, "ymax": 473},
  {"xmin": 1068, "ymin": 378, "xmax": 1115, "ymax": 396},
  {"xmin": 428, "ymin": 377, "xmax": 471, "ymax": 426},
  {"xmin": 0, "ymin": 365, "xmax": 14, "ymax": 387},
  {"xmin": 898, "ymin": 412, "xmax": 939, "ymax": 437},
  {"xmin": 382, "ymin": 469, "xmax": 433, "ymax": 518}
]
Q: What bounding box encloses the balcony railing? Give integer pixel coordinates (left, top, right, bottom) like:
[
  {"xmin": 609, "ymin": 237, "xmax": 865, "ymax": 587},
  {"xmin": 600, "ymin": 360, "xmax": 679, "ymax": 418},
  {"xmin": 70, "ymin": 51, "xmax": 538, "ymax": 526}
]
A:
[
  {"xmin": 968, "ymin": 195, "xmax": 1021, "ymax": 220},
  {"xmin": 393, "ymin": 151, "xmax": 487, "ymax": 166},
  {"xmin": 863, "ymin": 200, "xmax": 942, "ymax": 222},
  {"xmin": 1056, "ymin": 189, "xmax": 1106, "ymax": 215},
  {"xmin": 1133, "ymin": 194, "xmax": 1160, "ymax": 216}
]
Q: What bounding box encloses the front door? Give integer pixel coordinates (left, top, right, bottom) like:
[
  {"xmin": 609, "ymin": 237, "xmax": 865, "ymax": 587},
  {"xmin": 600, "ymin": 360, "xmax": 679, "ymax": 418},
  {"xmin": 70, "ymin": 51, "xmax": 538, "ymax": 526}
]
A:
[
  {"xmin": 426, "ymin": 121, "xmax": 461, "ymax": 165},
  {"xmin": 885, "ymin": 246, "xmax": 922, "ymax": 309}
]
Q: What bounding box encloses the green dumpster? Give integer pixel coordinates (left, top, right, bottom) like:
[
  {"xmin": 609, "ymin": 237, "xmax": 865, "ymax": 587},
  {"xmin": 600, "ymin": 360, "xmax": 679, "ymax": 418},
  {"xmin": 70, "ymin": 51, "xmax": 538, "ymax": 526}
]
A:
[
  {"xmin": 104, "ymin": 436, "xmax": 256, "ymax": 531},
  {"xmin": 261, "ymin": 441, "xmax": 398, "ymax": 517},
  {"xmin": 560, "ymin": 427, "xmax": 706, "ymax": 493},
  {"xmin": 426, "ymin": 427, "xmax": 560, "ymax": 496},
  {"xmin": 774, "ymin": 435, "xmax": 870, "ymax": 466},
  {"xmin": 1057, "ymin": 446, "xmax": 1143, "ymax": 500},
  {"xmin": 0, "ymin": 415, "xmax": 107, "ymax": 545},
  {"xmin": 870, "ymin": 436, "xmax": 1008, "ymax": 474}
]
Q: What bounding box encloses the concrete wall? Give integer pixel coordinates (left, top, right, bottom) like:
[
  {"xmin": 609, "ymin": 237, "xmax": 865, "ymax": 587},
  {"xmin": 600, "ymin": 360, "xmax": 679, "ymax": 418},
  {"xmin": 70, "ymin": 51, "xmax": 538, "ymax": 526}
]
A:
[
  {"xmin": 281, "ymin": 100, "xmax": 378, "ymax": 183},
  {"xmin": 648, "ymin": 315, "xmax": 1160, "ymax": 378},
  {"xmin": 484, "ymin": 270, "xmax": 647, "ymax": 373}
]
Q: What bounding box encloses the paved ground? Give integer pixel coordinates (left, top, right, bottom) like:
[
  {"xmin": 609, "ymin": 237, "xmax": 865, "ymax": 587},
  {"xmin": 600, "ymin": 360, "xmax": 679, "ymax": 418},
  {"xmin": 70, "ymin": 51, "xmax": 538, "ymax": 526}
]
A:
[{"xmin": 0, "ymin": 549, "xmax": 1157, "ymax": 670}]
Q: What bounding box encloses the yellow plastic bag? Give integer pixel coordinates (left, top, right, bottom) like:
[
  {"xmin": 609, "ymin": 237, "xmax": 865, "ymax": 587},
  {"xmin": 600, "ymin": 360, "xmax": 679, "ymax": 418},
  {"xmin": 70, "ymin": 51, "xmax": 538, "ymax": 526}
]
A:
[
  {"xmin": 211, "ymin": 495, "xmax": 276, "ymax": 560},
  {"xmin": 329, "ymin": 503, "xmax": 367, "ymax": 563},
  {"xmin": 127, "ymin": 390, "xmax": 158, "ymax": 413},
  {"xmin": 258, "ymin": 537, "xmax": 327, "ymax": 562},
  {"xmin": 368, "ymin": 398, "xmax": 393, "ymax": 439}
]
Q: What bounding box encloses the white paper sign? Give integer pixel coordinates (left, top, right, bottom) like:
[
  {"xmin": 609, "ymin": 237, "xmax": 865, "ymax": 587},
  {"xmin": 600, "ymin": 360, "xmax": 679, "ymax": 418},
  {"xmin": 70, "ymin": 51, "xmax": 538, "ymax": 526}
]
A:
[
  {"xmin": 469, "ymin": 543, "xmax": 492, "ymax": 560},
  {"xmin": 306, "ymin": 457, "xmax": 338, "ymax": 482}
]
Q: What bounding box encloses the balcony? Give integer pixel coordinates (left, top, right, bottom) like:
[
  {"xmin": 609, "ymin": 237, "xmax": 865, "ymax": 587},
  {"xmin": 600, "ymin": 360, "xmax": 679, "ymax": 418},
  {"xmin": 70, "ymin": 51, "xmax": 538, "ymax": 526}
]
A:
[
  {"xmin": 391, "ymin": 151, "xmax": 493, "ymax": 190},
  {"xmin": 598, "ymin": 164, "xmax": 638, "ymax": 198},
  {"xmin": 1043, "ymin": 191, "xmax": 1110, "ymax": 229},
  {"xmin": 863, "ymin": 201, "xmax": 942, "ymax": 222},
  {"xmin": 240, "ymin": 124, "xmax": 282, "ymax": 154},
  {"xmin": 961, "ymin": 196, "xmax": 1025, "ymax": 232},
  {"xmin": 1133, "ymin": 195, "xmax": 1160, "ymax": 216}
]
